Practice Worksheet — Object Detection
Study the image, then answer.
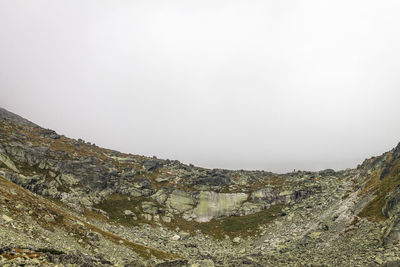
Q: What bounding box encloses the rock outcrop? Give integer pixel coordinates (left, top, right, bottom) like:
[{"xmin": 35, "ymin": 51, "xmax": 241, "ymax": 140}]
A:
[{"xmin": 193, "ymin": 192, "xmax": 248, "ymax": 222}]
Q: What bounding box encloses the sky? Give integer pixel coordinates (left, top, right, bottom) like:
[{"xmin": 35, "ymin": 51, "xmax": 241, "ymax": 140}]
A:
[{"xmin": 1, "ymin": 0, "xmax": 400, "ymax": 173}]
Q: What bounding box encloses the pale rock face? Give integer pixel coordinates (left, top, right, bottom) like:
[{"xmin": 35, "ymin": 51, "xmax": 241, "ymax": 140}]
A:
[
  {"xmin": 165, "ymin": 190, "xmax": 195, "ymax": 213},
  {"xmin": 193, "ymin": 191, "xmax": 248, "ymax": 222}
]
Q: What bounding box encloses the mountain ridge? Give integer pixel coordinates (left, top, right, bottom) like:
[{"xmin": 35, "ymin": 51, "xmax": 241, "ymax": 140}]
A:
[
  {"xmin": 1, "ymin": 106, "xmax": 380, "ymax": 174},
  {"xmin": 0, "ymin": 107, "xmax": 400, "ymax": 266}
]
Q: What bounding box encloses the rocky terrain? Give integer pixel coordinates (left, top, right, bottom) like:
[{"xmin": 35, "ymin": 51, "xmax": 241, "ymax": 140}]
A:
[{"xmin": 0, "ymin": 107, "xmax": 400, "ymax": 266}]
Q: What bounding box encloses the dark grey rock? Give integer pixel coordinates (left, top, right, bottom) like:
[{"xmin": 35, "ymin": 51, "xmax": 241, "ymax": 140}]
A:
[{"xmin": 143, "ymin": 160, "xmax": 162, "ymax": 171}]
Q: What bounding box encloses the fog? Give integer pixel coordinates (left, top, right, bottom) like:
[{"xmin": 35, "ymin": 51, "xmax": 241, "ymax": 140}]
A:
[{"xmin": 1, "ymin": 0, "xmax": 400, "ymax": 173}]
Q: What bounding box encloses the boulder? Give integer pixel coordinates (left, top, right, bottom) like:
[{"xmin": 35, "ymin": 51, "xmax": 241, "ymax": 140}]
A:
[
  {"xmin": 143, "ymin": 160, "xmax": 162, "ymax": 171},
  {"xmin": 155, "ymin": 176, "xmax": 172, "ymax": 183},
  {"xmin": 166, "ymin": 190, "xmax": 195, "ymax": 213},
  {"xmin": 232, "ymin": 236, "xmax": 241, "ymax": 244},
  {"xmin": 171, "ymin": 234, "xmax": 180, "ymax": 241},
  {"xmin": 141, "ymin": 201, "xmax": 158, "ymax": 215},
  {"xmin": 124, "ymin": 210, "xmax": 134, "ymax": 216},
  {"xmin": 162, "ymin": 216, "xmax": 172, "ymax": 223},
  {"xmin": 151, "ymin": 189, "xmax": 168, "ymax": 205},
  {"xmin": 133, "ymin": 177, "xmax": 150, "ymax": 189},
  {"xmin": 1, "ymin": 214, "xmax": 13, "ymax": 223}
]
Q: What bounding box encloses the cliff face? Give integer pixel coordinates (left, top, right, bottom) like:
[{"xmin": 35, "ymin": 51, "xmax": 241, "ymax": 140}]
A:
[{"xmin": 0, "ymin": 107, "xmax": 400, "ymax": 266}]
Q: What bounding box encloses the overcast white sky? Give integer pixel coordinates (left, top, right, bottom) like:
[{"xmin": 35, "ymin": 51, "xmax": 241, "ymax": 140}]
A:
[{"xmin": 1, "ymin": 0, "xmax": 400, "ymax": 173}]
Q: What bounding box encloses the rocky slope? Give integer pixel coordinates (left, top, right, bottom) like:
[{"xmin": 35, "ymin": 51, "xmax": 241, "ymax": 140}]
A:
[{"xmin": 0, "ymin": 107, "xmax": 400, "ymax": 266}]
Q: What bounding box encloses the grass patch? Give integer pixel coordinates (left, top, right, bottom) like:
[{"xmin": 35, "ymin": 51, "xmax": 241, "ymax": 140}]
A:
[
  {"xmin": 94, "ymin": 193, "xmax": 152, "ymax": 226},
  {"xmin": 245, "ymin": 176, "xmax": 287, "ymax": 192},
  {"xmin": 166, "ymin": 204, "xmax": 286, "ymax": 240},
  {"xmin": 50, "ymin": 137, "xmax": 108, "ymax": 160},
  {"xmin": 83, "ymin": 209, "xmax": 110, "ymax": 223}
]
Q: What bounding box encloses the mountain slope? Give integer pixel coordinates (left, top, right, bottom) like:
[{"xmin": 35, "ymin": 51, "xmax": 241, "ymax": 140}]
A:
[{"xmin": 0, "ymin": 107, "xmax": 400, "ymax": 266}]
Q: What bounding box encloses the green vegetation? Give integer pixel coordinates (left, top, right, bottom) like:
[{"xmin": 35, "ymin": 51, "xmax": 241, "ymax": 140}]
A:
[
  {"xmin": 94, "ymin": 193, "xmax": 152, "ymax": 226},
  {"xmin": 168, "ymin": 204, "xmax": 286, "ymax": 239},
  {"xmin": 50, "ymin": 136, "xmax": 108, "ymax": 160},
  {"xmin": 96, "ymin": 193, "xmax": 286, "ymax": 240},
  {"xmin": 208, "ymin": 204, "xmax": 285, "ymax": 237}
]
